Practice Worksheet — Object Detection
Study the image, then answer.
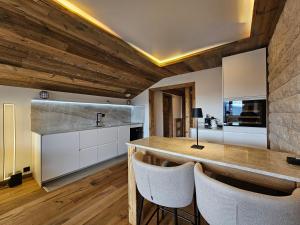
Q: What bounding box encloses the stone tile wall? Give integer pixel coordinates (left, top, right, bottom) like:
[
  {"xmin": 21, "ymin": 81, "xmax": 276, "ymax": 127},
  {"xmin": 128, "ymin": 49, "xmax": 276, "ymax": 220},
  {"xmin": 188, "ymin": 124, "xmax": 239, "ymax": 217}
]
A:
[
  {"xmin": 268, "ymin": 0, "xmax": 300, "ymax": 153},
  {"xmin": 31, "ymin": 100, "xmax": 132, "ymax": 134}
]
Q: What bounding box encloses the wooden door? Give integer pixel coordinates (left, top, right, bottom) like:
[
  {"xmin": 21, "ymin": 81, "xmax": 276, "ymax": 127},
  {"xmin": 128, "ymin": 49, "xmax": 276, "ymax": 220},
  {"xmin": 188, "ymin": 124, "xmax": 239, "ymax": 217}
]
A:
[{"xmin": 163, "ymin": 94, "xmax": 173, "ymax": 137}]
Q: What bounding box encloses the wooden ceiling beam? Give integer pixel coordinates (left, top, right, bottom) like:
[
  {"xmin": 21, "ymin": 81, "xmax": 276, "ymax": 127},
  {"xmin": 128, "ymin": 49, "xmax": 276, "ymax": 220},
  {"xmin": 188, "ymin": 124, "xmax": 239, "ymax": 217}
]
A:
[
  {"xmin": 0, "ymin": 64, "xmax": 131, "ymax": 98},
  {"xmin": 0, "ymin": 6, "xmax": 162, "ymax": 83},
  {"xmin": 0, "ymin": 35, "xmax": 152, "ymax": 90},
  {"xmin": 0, "ymin": 0, "xmax": 174, "ymax": 78},
  {"xmin": 0, "ymin": 40, "xmax": 147, "ymax": 94},
  {"xmin": 0, "ymin": 77, "xmax": 127, "ymax": 98}
]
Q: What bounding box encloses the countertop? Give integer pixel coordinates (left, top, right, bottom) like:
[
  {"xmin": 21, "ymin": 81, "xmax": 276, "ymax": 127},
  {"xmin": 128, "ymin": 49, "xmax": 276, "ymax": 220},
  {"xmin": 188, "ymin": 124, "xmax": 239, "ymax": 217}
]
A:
[
  {"xmin": 127, "ymin": 136, "xmax": 300, "ymax": 183},
  {"xmin": 33, "ymin": 122, "xmax": 143, "ymax": 135}
]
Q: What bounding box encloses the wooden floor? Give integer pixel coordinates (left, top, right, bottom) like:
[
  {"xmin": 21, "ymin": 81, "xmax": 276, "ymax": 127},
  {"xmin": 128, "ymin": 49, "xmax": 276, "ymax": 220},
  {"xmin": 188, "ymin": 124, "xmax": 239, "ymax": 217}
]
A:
[{"xmin": 0, "ymin": 160, "xmax": 204, "ymax": 225}]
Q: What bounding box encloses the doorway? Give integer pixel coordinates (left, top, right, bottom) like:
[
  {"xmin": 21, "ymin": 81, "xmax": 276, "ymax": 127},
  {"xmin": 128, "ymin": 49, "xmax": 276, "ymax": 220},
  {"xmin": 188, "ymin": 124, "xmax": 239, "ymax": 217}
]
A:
[{"xmin": 149, "ymin": 82, "xmax": 195, "ymax": 138}]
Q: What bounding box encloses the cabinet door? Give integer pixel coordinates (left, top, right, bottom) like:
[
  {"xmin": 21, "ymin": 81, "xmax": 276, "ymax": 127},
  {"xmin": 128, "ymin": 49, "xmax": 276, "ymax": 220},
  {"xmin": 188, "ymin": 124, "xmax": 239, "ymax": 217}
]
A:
[
  {"xmin": 224, "ymin": 131, "xmax": 267, "ymax": 149},
  {"xmin": 79, "ymin": 129, "xmax": 98, "ymax": 149},
  {"xmin": 98, "ymin": 127, "xmax": 118, "ymax": 145},
  {"xmin": 190, "ymin": 128, "xmax": 223, "ymax": 143},
  {"xmin": 79, "ymin": 146, "xmax": 98, "ymax": 169},
  {"xmin": 98, "ymin": 142, "xmax": 118, "ymax": 162},
  {"xmin": 223, "ymin": 48, "xmax": 266, "ymax": 99},
  {"xmin": 42, "ymin": 132, "xmax": 79, "ymax": 181},
  {"xmin": 199, "ymin": 130, "xmax": 223, "ymax": 143},
  {"xmin": 118, "ymin": 126, "xmax": 130, "ymax": 155}
]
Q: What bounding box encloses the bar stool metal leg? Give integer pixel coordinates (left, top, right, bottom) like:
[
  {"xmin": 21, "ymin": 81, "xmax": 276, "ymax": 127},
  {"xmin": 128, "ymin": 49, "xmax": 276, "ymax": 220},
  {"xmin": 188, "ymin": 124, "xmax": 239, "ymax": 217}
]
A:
[
  {"xmin": 156, "ymin": 205, "xmax": 160, "ymax": 225},
  {"xmin": 197, "ymin": 209, "xmax": 202, "ymax": 225},
  {"xmin": 193, "ymin": 192, "xmax": 198, "ymax": 225},
  {"xmin": 137, "ymin": 195, "xmax": 144, "ymax": 225},
  {"xmin": 173, "ymin": 208, "xmax": 178, "ymax": 225}
]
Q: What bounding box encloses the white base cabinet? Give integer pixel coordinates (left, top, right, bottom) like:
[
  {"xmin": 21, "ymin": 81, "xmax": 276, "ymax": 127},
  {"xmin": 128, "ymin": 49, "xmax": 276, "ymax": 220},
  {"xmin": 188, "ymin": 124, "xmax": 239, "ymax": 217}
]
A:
[
  {"xmin": 79, "ymin": 146, "xmax": 98, "ymax": 169},
  {"xmin": 190, "ymin": 128, "xmax": 223, "ymax": 143},
  {"xmin": 42, "ymin": 132, "xmax": 80, "ymax": 181},
  {"xmin": 189, "ymin": 127, "xmax": 267, "ymax": 149},
  {"xmin": 98, "ymin": 142, "xmax": 118, "ymax": 162},
  {"xmin": 40, "ymin": 125, "xmax": 133, "ymax": 182},
  {"xmin": 118, "ymin": 125, "xmax": 130, "ymax": 155},
  {"xmin": 223, "ymin": 127, "xmax": 267, "ymax": 149}
]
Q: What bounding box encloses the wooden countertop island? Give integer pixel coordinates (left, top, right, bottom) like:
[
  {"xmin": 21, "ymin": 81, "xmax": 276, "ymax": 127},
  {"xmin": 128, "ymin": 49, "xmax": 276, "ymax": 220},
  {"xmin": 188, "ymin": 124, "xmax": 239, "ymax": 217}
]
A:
[{"xmin": 127, "ymin": 136, "xmax": 300, "ymax": 225}]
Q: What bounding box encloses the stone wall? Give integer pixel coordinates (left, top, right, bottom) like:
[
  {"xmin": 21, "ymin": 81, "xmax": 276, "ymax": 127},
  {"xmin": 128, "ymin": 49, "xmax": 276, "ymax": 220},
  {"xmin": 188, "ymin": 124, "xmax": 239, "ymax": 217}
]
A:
[
  {"xmin": 31, "ymin": 100, "xmax": 132, "ymax": 134},
  {"xmin": 268, "ymin": 0, "xmax": 300, "ymax": 153}
]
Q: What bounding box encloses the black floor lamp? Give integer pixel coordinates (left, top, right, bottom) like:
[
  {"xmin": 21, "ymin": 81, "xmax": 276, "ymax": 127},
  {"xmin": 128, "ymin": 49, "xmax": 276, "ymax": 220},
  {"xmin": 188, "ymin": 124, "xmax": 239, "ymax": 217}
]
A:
[{"xmin": 191, "ymin": 108, "xmax": 205, "ymax": 150}]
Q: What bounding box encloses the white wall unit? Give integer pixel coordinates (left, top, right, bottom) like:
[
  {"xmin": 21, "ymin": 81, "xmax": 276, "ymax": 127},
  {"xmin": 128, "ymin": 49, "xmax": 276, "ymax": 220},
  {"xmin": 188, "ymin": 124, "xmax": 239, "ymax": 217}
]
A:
[
  {"xmin": 79, "ymin": 146, "xmax": 98, "ymax": 169},
  {"xmin": 223, "ymin": 48, "xmax": 267, "ymax": 99},
  {"xmin": 190, "ymin": 128, "xmax": 223, "ymax": 143},
  {"xmin": 223, "ymin": 127, "xmax": 267, "ymax": 149},
  {"xmin": 98, "ymin": 142, "xmax": 118, "ymax": 162},
  {"xmin": 42, "ymin": 132, "xmax": 79, "ymax": 181},
  {"xmin": 98, "ymin": 127, "xmax": 118, "ymax": 145},
  {"xmin": 79, "ymin": 129, "xmax": 98, "ymax": 149},
  {"xmin": 221, "ymin": 48, "xmax": 268, "ymax": 149},
  {"xmin": 39, "ymin": 124, "xmax": 137, "ymax": 183},
  {"xmin": 189, "ymin": 127, "xmax": 266, "ymax": 148},
  {"xmin": 118, "ymin": 125, "xmax": 130, "ymax": 155}
]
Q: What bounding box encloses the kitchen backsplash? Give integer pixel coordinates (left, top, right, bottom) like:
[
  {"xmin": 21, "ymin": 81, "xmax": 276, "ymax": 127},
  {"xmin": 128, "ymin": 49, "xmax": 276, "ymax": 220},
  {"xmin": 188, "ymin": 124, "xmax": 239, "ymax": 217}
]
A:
[{"xmin": 31, "ymin": 100, "xmax": 142, "ymax": 134}]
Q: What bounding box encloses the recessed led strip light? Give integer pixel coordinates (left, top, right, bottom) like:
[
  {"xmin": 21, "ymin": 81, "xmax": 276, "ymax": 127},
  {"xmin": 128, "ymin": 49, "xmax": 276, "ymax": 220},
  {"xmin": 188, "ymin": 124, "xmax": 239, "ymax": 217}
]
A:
[
  {"xmin": 31, "ymin": 99, "xmax": 135, "ymax": 107},
  {"xmin": 53, "ymin": 0, "xmax": 254, "ymax": 67}
]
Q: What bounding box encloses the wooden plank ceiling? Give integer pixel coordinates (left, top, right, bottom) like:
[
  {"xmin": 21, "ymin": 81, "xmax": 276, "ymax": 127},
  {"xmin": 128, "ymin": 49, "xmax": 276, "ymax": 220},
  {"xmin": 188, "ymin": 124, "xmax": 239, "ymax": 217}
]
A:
[{"xmin": 0, "ymin": 0, "xmax": 286, "ymax": 98}]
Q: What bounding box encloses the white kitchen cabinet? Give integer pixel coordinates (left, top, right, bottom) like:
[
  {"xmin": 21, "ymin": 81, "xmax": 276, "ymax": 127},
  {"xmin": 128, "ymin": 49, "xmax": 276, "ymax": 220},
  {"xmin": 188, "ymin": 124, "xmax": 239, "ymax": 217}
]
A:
[
  {"xmin": 118, "ymin": 125, "xmax": 130, "ymax": 155},
  {"xmin": 39, "ymin": 124, "xmax": 140, "ymax": 183},
  {"xmin": 98, "ymin": 127, "xmax": 118, "ymax": 145},
  {"xmin": 190, "ymin": 128, "xmax": 223, "ymax": 143},
  {"xmin": 98, "ymin": 142, "xmax": 118, "ymax": 162},
  {"xmin": 79, "ymin": 129, "xmax": 98, "ymax": 149},
  {"xmin": 42, "ymin": 132, "xmax": 79, "ymax": 181},
  {"xmin": 79, "ymin": 146, "xmax": 98, "ymax": 169},
  {"xmin": 223, "ymin": 127, "xmax": 267, "ymax": 149},
  {"xmin": 223, "ymin": 48, "xmax": 267, "ymax": 99}
]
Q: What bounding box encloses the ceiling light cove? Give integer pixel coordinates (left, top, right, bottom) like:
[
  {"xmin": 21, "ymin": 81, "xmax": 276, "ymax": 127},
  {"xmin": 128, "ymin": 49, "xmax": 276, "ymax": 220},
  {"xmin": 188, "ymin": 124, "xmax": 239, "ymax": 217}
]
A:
[{"xmin": 53, "ymin": 0, "xmax": 254, "ymax": 67}]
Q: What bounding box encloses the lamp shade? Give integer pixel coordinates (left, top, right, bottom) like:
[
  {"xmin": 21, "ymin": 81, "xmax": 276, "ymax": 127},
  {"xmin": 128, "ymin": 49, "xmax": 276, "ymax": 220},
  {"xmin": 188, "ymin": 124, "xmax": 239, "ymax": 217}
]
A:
[{"xmin": 192, "ymin": 108, "xmax": 203, "ymax": 118}]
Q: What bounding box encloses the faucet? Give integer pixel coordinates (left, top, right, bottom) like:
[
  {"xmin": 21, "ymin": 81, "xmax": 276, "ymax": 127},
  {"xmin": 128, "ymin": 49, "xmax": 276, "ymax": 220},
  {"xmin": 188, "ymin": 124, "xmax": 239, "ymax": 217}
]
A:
[{"xmin": 96, "ymin": 113, "xmax": 105, "ymax": 127}]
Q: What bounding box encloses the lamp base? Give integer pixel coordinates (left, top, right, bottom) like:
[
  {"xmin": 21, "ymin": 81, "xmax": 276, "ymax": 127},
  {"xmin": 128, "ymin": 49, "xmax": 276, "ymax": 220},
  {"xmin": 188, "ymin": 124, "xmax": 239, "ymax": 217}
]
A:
[
  {"xmin": 8, "ymin": 172, "xmax": 22, "ymax": 188},
  {"xmin": 191, "ymin": 144, "xmax": 205, "ymax": 150}
]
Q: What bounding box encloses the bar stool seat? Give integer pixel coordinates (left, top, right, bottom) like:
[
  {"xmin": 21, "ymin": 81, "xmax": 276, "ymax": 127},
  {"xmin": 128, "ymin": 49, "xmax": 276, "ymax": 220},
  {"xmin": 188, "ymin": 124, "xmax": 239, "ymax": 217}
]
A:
[
  {"xmin": 194, "ymin": 163, "xmax": 300, "ymax": 225},
  {"xmin": 132, "ymin": 151, "xmax": 195, "ymax": 225}
]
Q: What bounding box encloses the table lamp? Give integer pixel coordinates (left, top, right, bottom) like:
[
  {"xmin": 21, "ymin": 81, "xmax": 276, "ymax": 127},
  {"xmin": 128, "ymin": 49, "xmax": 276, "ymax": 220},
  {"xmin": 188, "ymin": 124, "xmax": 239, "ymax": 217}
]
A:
[{"xmin": 191, "ymin": 108, "xmax": 205, "ymax": 149}]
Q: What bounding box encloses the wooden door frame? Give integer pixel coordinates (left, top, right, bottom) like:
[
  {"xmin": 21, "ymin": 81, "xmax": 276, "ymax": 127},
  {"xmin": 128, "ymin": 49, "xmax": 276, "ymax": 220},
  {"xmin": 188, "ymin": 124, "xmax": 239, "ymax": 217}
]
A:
[
  {"xmin": 149, "ymin": 82, "xmax": 195, "ymax": 137},
  {"xmin": 162, "ymin": 93, "xmax": 173, "ymax": 137}
]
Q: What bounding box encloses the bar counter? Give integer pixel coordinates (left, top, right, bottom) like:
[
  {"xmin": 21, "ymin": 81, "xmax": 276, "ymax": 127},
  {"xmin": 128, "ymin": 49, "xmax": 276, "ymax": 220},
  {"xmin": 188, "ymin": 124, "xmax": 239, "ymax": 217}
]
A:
[{"xmin": 127, "ymin": 136, "xmax": 300, "ymax": 225}]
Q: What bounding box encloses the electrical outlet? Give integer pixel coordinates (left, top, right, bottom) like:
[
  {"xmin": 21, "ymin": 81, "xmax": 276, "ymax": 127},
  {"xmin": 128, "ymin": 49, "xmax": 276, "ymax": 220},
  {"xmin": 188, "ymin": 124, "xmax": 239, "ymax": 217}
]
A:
[{"xmin": 23, "ymin": 166, "xmax": 30, "ymax": 173}]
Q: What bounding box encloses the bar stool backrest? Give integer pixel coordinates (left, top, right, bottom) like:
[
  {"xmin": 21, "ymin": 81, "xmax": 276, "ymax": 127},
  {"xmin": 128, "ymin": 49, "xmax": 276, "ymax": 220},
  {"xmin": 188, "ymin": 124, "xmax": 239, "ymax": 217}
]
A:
[
  {"xmin": 133, "ymin": 152, "xmax": 195, "ymax": 208},
  {"xmin": 194, "ymin": 163, "xmax": 300, "ymax": 225}
]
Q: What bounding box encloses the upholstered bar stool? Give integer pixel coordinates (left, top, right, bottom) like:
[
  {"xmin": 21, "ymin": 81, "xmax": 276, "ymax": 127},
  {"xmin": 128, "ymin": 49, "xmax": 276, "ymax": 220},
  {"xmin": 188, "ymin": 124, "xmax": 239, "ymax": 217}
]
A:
[
  {"xmin": 132, "ymin": 151, "xmax": 196, "ymax": 225},
  {"xmin": 194, "ymin": 163, "xmax": 300, "ymax": 225}
]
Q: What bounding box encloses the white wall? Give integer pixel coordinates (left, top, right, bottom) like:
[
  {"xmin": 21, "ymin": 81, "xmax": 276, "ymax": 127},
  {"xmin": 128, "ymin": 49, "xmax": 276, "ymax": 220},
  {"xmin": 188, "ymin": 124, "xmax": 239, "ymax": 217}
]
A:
[
  {"xmin": 132, "ymin": 67, "xmax": 223, "ymax": 137},
  {"xmin": 0, "ymin": 85, "xmax": 127, "ymax": 181},
  {"xmin": 154, "ymin": 91, "xmax": 163, "ymax": 136}
]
